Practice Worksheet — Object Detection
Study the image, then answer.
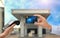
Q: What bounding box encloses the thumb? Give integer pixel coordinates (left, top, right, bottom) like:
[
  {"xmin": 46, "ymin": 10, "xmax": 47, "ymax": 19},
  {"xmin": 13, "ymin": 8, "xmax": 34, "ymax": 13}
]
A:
[{"xmin": 34, "ymin": 22, "xmax": 43, "ymax": 26}]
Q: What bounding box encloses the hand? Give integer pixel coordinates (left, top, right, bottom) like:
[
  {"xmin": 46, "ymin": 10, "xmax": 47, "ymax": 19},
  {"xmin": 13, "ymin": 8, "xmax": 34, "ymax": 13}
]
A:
[
  {"xmin": 34, "ymin": 14, "xmax": 51, "ymax": 30},
  {"xmin": 0, "ymin": 24, "xmax": 16, "ymax": 38}
]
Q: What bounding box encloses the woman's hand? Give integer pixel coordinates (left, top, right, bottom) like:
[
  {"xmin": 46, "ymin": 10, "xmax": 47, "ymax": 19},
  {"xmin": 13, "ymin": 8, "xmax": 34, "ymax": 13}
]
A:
[
  {"xmin": 34, "ymin": 14, "xmax": 52, "ymax": 30},
  {"xmin": 0, "ymin": 24, "xmax": 16, "ymax": 38}
]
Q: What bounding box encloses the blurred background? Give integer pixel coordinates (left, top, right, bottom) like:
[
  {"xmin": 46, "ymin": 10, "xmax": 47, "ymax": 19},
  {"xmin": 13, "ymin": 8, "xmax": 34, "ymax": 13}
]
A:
[{"xmin": 0, "ymin": 0, "xmax": 60, "ymax": 38}]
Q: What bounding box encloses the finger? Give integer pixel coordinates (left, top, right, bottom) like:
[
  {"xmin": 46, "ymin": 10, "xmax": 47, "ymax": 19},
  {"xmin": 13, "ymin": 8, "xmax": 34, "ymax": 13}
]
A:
[
  {"xmin": 33, "ymin": 14, "xmax": 44, "ymax": 18},
  {"xmin": 34, "ymin": 22, "xmax": 44, "ymax": 26},
  {"xmin": 12, "ymin": 24, "xmax": 16, "ymax": 26},
  {"xmin": 34, "ymin": 22, "xmax": 40, "ymax": 25},
  {"xmin": 10, "ymin": 24, "xmax": 16, "ymax": 27},
  {"xmin": 37, "ymin": 18, "xmax": 42, "ymax": 22}
]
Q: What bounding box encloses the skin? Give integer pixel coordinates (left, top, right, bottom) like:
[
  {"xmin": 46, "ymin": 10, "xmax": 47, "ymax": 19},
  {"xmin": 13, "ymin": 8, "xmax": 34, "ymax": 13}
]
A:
[
  {"xmin": 34, "ymin": 14, "xmax": 52, "ymax": 30},
  {"xmin": 0, "ymin": 24, "xmax": 16, "ymax": 38}
]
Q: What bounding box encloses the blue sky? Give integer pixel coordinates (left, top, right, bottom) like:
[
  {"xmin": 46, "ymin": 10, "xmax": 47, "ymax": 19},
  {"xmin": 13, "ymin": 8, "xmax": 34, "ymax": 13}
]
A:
[{"xmin": 5, "ymin": 0, "xmax": 60, "ymax": 26}]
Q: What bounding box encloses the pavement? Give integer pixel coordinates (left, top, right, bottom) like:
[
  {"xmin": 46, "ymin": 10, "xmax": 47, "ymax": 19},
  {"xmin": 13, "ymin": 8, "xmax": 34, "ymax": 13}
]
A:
[{"xmin": 7, "ymin": 34, "xmax": 60, "ymax": 38}]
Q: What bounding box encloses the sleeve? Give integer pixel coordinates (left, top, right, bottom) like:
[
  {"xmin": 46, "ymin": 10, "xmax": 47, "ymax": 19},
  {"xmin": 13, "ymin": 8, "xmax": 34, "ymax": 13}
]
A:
[{"xmin": 51, "ymin": 25, "xmax": 60, "ymax": 35}]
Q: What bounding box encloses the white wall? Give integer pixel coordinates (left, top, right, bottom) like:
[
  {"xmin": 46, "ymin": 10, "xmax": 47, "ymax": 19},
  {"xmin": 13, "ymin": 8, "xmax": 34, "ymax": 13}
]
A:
[{"xmin": 0, "ymin": 0, "xmax": 4, "ymax": 7}]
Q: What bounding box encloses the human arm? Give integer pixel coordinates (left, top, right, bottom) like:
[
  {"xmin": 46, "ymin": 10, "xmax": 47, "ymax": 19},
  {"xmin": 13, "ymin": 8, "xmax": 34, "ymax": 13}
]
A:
[{"xmin": 0, "ymin": 24, "xmax": 15, "ymax": 38}]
